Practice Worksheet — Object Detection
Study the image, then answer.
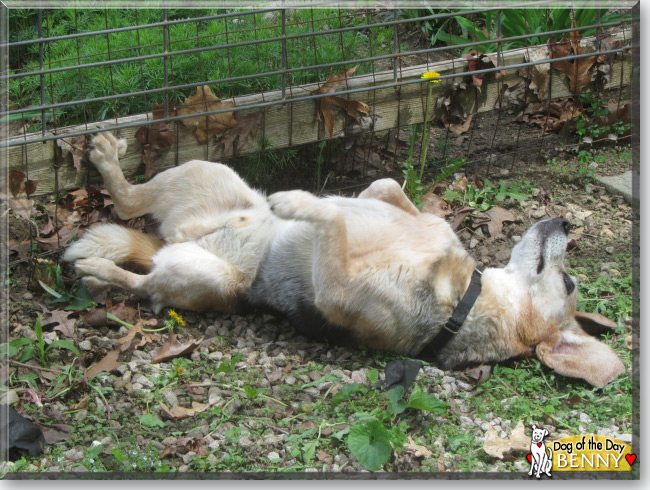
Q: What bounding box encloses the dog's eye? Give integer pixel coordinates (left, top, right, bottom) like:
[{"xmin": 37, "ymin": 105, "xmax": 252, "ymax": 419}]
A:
[{"xmin": 563, "ymin": 272, "xmax": 575, "ymax": 295}]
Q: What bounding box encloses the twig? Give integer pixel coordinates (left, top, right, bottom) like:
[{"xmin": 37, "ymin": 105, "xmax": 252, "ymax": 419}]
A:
[
  {"xmin": 8, "ymin": 360, "xmax": 67, "ymax": 375},
  {"xmin": 272, "ymin": 426, "xmax": 289, "ymax": 435},
  {"xmin": 495, "ymin": 375, "xmax": 521, "ymax": 397}
]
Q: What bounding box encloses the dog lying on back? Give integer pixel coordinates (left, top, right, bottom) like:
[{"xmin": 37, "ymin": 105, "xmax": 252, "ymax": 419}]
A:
[{"xmin": 64, "ymin": 132, "xmax": 624, "ymax": 387}]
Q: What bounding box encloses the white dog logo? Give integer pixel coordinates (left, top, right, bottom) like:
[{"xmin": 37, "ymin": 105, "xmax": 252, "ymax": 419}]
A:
[{"xmin": 528, "ymin": 424, "xmax": 552, "ymax": 478}]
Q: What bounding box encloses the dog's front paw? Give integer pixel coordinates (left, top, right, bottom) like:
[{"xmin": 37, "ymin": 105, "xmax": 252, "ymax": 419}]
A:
[
  {"xmin": 268, "ymin": 190, "xmax": 320, "ymax": 221},
  {"xmin": 89, "ymin": 132, "xmax": 126, "ymax": 170}
]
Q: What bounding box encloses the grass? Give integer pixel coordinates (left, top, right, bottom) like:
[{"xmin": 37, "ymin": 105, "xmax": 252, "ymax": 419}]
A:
[{"xmin": 9, "ymin": 9, "xmax": 393, "ymax": 128}]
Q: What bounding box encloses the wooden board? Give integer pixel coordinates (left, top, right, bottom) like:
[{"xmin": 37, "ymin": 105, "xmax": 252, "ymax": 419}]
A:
[{"xmin": 3, "ymin": 37, "xmax": 632, "ymax": 196}]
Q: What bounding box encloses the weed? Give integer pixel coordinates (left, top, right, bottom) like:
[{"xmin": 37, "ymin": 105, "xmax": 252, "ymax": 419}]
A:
[
  {"xmin": 443, "ymin": 178, "xmax": 531, "ymax": 211},
  {"xmin": 38, "ymin": 263, "xmax": 96, "ymax": 311},
  {"xmin": 0, "ymin": 316, "xmax": 80, "ymax": 367}
]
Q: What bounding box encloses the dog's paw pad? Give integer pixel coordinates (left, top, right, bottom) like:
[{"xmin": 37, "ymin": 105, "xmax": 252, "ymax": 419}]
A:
[{"xmin": 89, "ymin": 132, "xmax": 122, "ymax": 169}]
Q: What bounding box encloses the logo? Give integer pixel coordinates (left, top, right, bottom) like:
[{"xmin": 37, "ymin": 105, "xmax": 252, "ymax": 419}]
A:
[
  {"xmin": 527, "ymin": 424, "xmax": 553, "ymax": 478},
  {"xmin": 525, "ymin": 425, "xmax": 635, "ymax": 473}
]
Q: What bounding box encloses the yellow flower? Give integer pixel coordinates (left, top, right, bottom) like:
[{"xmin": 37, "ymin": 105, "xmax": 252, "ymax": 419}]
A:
[
  {"xmin": 168, "ymin": 309, "xmax": 187, "ymax": 327},
  {"xmin": 421, "ymin": 71, "xmax": 441, "ymax": 83}
]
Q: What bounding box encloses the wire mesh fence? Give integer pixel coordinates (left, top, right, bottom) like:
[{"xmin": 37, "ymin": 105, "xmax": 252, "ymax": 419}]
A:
[{"xmin": 0, "ymin": 3, "xmax": 639, "ymax": 262}]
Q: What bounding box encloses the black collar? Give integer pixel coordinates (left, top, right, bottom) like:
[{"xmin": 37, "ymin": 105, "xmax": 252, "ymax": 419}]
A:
[{"xmin": 421, "ymin": 267, "xmax": 484, "ymax": 359}]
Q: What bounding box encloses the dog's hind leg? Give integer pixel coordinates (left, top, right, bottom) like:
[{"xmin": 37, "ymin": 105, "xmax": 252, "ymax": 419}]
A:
[
  {"xmin": 74, "ymin": 242, "xmax": 244, "ymax": 313},
  {"xmin": 267, "ymin": 190, "xmax": 351, "ymax": 312},
  {"xmin": 357, "ymin": 178, "xmax": 419, "ymax": 216}
]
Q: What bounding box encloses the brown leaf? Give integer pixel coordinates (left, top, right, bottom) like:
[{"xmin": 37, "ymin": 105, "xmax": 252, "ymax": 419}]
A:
[
  {"xmin": 462, "ymin": 364, "xmax": 492, "ymax": 386},
  {"xmin": 448, "ymin": 206, "xmax": 475, "ymax": 231},
  {"xmin": 152, "ymin": 331, "xmax": 203, "ymax": 363},
  {"xmin": 85, "ymin": 349, "xmax": 120, "ymax": 380},
  {"xmin": 523, "ymin": 45, "xmax": 552, "ymax": 98},
  {"xmin": 42, "ymin": 310, "xmax": 77, "ymax": 338},
  {"xmin": 312, "ymin": 66, "xmax": 368, "ymax": 138},
  {"xmin": 80, "ymin": 308, "xmax": 108, "ymax": 328},
  {"xmin": 444, "ymin": 113, "xmax": 473, "ymax": 137},
  {"xmin": 215, "ymin": 111, "xmax": 262, "ymax": 156},
  {"xmin": 463, "ymin": 50, "xmax": 502, "ymax": 92},
  {"xmin": 8, "ymin": 197, "xmax": 35, "ymax": 220},
  {"xmin": 142, "ymin": 144, "xmax": 161, "ymax": 180},
  {"xmin": 9, "ymin": 169, "xmax": 26, "ymax": 198},
  {"xmin": 483, "ymin": 420, "xmax": 530, "ymax": 459},
  {"xmin": 483, "ymin": 207, "xmax": 517, "ymax": 239},
  {"xmin": 159, "ymin": 401, "xmax": 210, "ymax": 420},
  {"xmin": 57, "ymin": 135, "xmax": 88, "ymax": 173},
  {"xmin": 177, "ymin": 85, "xmax": 236, "ymax": 144},
  {"xmin": 118, "ymin": 318, "xmax": 158, "ymax": 352},
  {"xmin": 549, "ymin": 31, "xmax": 596, "ymax": 93},
  {"xmin": 312, "ymin": 65, "xmax": 359, "ymax": 95},
  {"xmin": 421, "ymin": 191, "xmax": 452, "ymax": 218},
  {"xmin": 403, "ymin": 437, "xmax": 434, "ymax": 458}
]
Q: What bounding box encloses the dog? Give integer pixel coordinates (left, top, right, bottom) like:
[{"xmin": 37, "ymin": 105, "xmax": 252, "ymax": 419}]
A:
[
  {"xmin": 63, "ymin": 132, "xmax": 624, "ymax": 387},
  {"xmin": 528, "ymin": 424, "xmax": 553, "ymax": 478}
]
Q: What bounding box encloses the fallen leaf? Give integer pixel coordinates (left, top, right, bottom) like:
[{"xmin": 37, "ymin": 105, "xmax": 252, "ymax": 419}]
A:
[
  {"xmin": 403, "ymin": 437, "xmax": 433, "ymax": 458},
  {"xmin": 483, "ymin": 420, "xmax": 530, "ymax": 459},
  {"xmin": 522, "ymin": 45, "xmax": 552, "ymax": 98},
  {"xmin": 8, "ymin": 197, "xmax": 36, "ymax": 220},
  {"xmin": 6, "ymin": 169, "xmax": 37, "ymax": 219},
  {"xmin": 215, "ymin": 111, "xmax": 262, "ymax": 156},
  {"xmin": 549, "ymin": 27, "xmax": 597, "ymax": 93},
  {"xmin": 152, "ymin": 331, "xmax": 203, "ymax": 363},
  {"xmin": 448, "ymin": 206, "xmax": 475, "ymax": 231},
  {"xmin": 159, "ymin": 402, "xmax": 210, "ymax": 420},
  {"xmin": 57, "ymin": 135, "xmax": 88, "ymax": 173},
  {"xmin": 177, "ymin": 85, "xmax": 236, "ymax": 144},
  {"xmin": 462, "ymin": 364, "xmax": 492, "ymax": 386},
  {"xmin": 85, "ymin": 349, "xmax": 120, "ymax": 380},
  {"xmin": 444, "ymin": 113, "xmax": 473, "ymax": 136},
  {"xmin": 9, "ymin": 169, "xmax": 26, "ymax": 198},
  {"xmin": 118, "ymin": 318, "xmax": 158, "ymax": 352},
  {"xmin": 141, "ymin": 144, "xmax": 161, "ymax": 180},
  {"xmin": 463, "ymin": 50, "xmax": 503, "ymax": 92},
  {"xmin": 421, "ymin": 191, "xmax": 452, "ymax": 218},
  {"xmin": 42, "ymin": 310, "xmax": 77, "ymax": 338},
  {"xmin": 483, "ymin": 207, "xmax": 517, "ymax": 239},
  {"xmin": 311, "ymin": 66, "xmax": 370, "ymax": 138}
]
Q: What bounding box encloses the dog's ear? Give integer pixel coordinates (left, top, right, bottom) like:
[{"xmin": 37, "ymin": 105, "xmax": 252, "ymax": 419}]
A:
[
  {"xmin": 535, "ymin": 324, "xmax": 624, "ymax": 387},
  {"xmin": 543, "ymin": 429, "xmax": 549, "ymax": 437},
  {"xmin": 574, "ymin": 311, "xmax": 618, "ymax": 337},
  {"xmin": 531, "ymin": 424, "xmax": 537, "ymax": 431}
]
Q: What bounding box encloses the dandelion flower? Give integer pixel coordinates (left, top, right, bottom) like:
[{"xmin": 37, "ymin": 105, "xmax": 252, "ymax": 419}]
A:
[
  {"xmin": 421, "ymin": 71, "xmax": 441, "ymax": 83},
  {"xmin": 168, "ymin": 309, "xmax": 187, "ymax": 327}
]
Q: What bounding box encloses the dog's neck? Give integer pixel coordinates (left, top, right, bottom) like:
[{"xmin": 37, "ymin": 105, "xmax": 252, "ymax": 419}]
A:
[{"xmin": 425, "ymin": 266, "xmax": 531, "ymax": 368}]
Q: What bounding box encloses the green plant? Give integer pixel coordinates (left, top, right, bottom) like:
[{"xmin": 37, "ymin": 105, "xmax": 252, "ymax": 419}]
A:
[
  {"xmin": 412, "ymin": 8, "xmax": 631, "ymax": 54},
  {"xmin": 0, "ymin": 316, "xmax": 80, "ymax": 367},
  {"xmin": 443, "ymin": 178, "xmax": 530, "ymax": 211},
  {"xmin": 341, "ymin": 383, "xmax": 446, "ymax": 471},
  {"xmin": 38, "ymin": 263, "xmax": 96, "ymax": 311}
]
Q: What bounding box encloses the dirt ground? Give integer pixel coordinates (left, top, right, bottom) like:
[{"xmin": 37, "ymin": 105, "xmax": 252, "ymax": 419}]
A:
[{"xmin": 1, "ymin": 109, "xmax": 635, "ymax": 476}]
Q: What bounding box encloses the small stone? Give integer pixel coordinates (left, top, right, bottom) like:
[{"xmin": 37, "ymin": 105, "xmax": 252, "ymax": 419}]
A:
[
  {"xmin": 162, "ymin": 436, "xmax": 177, "ymax": 446},
  {"xmin": 161, "ymin": 386, "xmax": 178, "ymax": 407},
  {"xmin": 1, "ymin": 390, "xmax": 19, "ymax": 405},
  {"xmin": 268, "ymin": 451, "xmax": 280, "ymax": 461},
  {"xmin": 178, "ymin": 464, "xmax": 190, "ymax": 472},
  {"xmin": 285, "ymin": 376, "xmax": 296, "ymax": 385},
  {"xmin": 63, "ymin": 449, "xmax": 84, "ymax": 462},
  {"xmin": 499, "ymin": 168, "xmax": 510, "ymax": 176},
  {"xmin": 182, "ymin": 451, "xmax": 196, "ymax": 464},
  {"xmin": 22, "ymin": 292, "xmax": 33, "ymax": 300},
  {"xmin": 605, "ymin": 246, "xmax": 615, "ymax": 254},
  {"xmin": 78, "ymin": 340, "xmax": 93, "ymax": 351},
  {"xmin": 132, "ymin": 374, "xmax": 154, "ymax": 389}
]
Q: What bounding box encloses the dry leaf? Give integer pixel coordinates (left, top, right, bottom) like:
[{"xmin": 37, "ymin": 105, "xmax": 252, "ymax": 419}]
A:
[
  {"xmin": 178, "ymin": 85, "xmax": 236, "ymax": 144},
  {"xmin": 9, "ymin": 169, "xmax": 26, "ymax": 198},
  {"xmin": 523, "ymin": 45, "xmax": 552, "ymax": 98},
  {"xmin": 482, "ymin": 207, "xmax": 517, "ymax": 239},
  {"xmin": 159, "ymin": 401, "xmax": 210, "ymax": 420},
  {"xmin": 42, "ymin": 310, "xmax": 77, "ymax": 338},
  {"xmin": 462, "ymin": 364, "xmax": 492, "ymax": 386},
  {"xmin": 85, "ymin": 349, "xmax": 120, "ymax": 380},
  {"xmin": 152, "ymin": 331, "xmax": 203, "ymax": 363},
  {"xmin": 118, "ymin": 318, "xmax": 158, "ymax": 352},
  {"xmin": 6, "ymin": 169, "xmax": 37, "ymax": 219},
  {"xmin": 215, "ymin": 111, "xmax": 262, "ymax": 156},
  {"xmin": 57, "ymin": 135, "xmax": 88, "ymax": 172},
  {"xmin": 444, "ymin": 113, "xmax": 473, "ymax": 137},
  {"xmin": 463, "ymin": 50, "xmax": 503, "ymax": 92},
  {"xmin": 403, "ymin": 437, "xmax": 433, "ymax": 458},
  {"xmin": 312, "ymin": 66, "xmax": 370, "ymax": 138},
  {"xmin": 549, "ymin": 28, "xmax": 597, "ymax": 93},
  {"xmin": 483, "ymin": 420, "xmax": 530, "ymax": 459},
  {"xmin": 421, "ymin": 191, "xmax": 452, "ymax": 218},
  {"xmin": 141, "ymin": 145, "xmax": 161, "ymax": 180},
  {"xmin": 448, "ymin": 206, "xmax": 475, "ymax": 231}
]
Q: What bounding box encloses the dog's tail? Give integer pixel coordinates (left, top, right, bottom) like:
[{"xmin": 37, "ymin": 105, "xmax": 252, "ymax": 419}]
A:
[{"xmin": 63, "ymin": 223, "xmax": 163, "ymax": 271}]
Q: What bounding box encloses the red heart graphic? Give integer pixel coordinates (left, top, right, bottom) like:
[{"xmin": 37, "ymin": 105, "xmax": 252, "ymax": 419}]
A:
[
  {"xmin": 625, "ymin": 454, "xmax": 637, "ymax": 466},
  {"xmin": 537, "ymin": 442, "xmax": 542, "ymax": 447},
  {"xmin": 527, "ymin": 454, "xmax": 532, "ymax": 463}
]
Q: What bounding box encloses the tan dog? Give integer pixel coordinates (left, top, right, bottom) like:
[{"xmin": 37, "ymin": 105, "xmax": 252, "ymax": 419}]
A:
[{"xmin": 64, "ymin": 132, "xmax": 624, "ymax": 387}]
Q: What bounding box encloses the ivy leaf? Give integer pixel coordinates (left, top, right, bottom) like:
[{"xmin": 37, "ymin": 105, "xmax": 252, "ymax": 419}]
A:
[
  {"xmin": 138, "ymin": 413, "xmax": 166, "ymax": 429},
  {"xmin": 385, "ymin": 386, "xmax": 407, "ymax": 415},
  {"xmin": 406, "ymin": 385, "xmax": 447, "ymax": 414},
  {"xmin": 347, "ymin": 417, "xmax": 392, "ymax": 472}
]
